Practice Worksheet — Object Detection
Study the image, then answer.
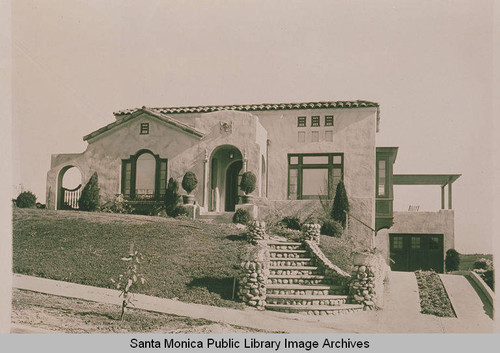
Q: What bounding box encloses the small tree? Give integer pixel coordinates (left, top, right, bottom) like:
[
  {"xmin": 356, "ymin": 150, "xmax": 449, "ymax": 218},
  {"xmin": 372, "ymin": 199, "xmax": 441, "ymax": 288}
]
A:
[
  {"xmin": 164, "ymin": 178, "xmax": 181, "ymax": 216},
  {"xmin": 110, "ymin": 244, "xmax": 146, "ymax": 321},
  {"xmin": 445, "ymin": 249, "xmax": 460, "ymax": 272},
  {"xmin": 79, "ymin": 172, "xmax": 100, "ymax": 211},
  {"xmin": 15, "ymin": 191, "xmax": 37, "ymax": 208},
  {"xmin": 181, "ymin": 172, "xmax": 198, "ymax": 194},
  {"xmin": 331, "ymin": 180, "xmax": 349, "ymax": 228},
  {"xmin": 240, "ymin": 171, "xmax": 256, "ymax": 195}
]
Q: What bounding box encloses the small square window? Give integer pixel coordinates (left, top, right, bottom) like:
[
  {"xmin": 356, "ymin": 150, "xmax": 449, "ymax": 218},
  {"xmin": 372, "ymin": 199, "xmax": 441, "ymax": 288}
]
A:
[
  {"xmin": 393, "ymin": 237, "xmax": 403, "ymax": 249},
  {"xmin": 298, "ymin": 131, "xmax": 306, "ymax": 143},
  {"xmin": 325, "ymin": 130, "xmax": 333, "ymax": 142},
  {"xmin": 411, "ymin": 237, "xmax": 421, "ymax": 249},
  {"xmin": 297, "ymin": 116, "xmax": 306, "ymax": 127},
  {"xmin": 290, "ymin": 156, "xmax": 299, "ymax": 165},
  {"xmin": 311, "ymin": 116, "xmax": 320, "ymax": 127},
  {"xmin": 140, "ymin": 123, "xmax": 149, "ymax": 135},
  {"xmin": 332, "ymin": 155, "xmax": 342, "ymax": 164},
  {"xmin": 311, "ymin": 131, "xmax": 319, "ymax": 142},
  {"xmin": 429, "ymin": 237, "xmax": 440, "ymax": 250},
  {"xmin": 325, "ymin": 116, "xmax": 334, "ymax": 126}
]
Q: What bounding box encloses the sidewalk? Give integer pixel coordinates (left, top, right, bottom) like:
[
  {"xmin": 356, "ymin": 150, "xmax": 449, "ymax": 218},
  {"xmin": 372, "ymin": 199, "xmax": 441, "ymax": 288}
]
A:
[{"xmin": 12, "ymin": 273, "xmax": 495, "ymax": 333}]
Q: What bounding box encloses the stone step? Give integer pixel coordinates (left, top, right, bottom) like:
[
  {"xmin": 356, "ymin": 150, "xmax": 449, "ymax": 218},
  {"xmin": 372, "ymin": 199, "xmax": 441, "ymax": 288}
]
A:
[
  {"xmin": 269, "ymin": 266, "xmax": 320, "ymax": 276},
  {"xmin": 265, "ymin": 303, "xmax": 364, "ymax": 315},
  {"xmin": 269, "ymin": 258, "xmax": 314, "ymax": 267},
  {"xmin": 267, "ymin": 242, "xmax": 303, "ymax": 250},
  {"xmin": 198, "ymin": 212, "xmax": 234, "ymax": 223},
  {"xmin": 266, "ymin": 284, "xmax": 347, "ymax": 296},
  {"xmin": 266, "ymin": 294, "xmax": 349, "ymax": 306},
  {"xmin": 270, "ymin": 249, "xmax": 309, "ymax": 258},
  {"xmin": 267, "ymin": 275, "xmax": 332, "ymax": 285}
]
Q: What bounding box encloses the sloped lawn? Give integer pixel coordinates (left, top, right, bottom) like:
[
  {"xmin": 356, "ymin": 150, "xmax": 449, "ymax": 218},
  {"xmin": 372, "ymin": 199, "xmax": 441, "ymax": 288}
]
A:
[{"xmin": 13, "ymin": 208, "xmax": 247, "ymax": 309}]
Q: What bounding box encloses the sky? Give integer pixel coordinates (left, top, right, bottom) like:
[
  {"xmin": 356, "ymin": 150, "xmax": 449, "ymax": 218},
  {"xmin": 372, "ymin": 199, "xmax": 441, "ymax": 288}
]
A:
[{"xmin": 11, "ymin": 0, "xmax": 494, "ymax": 253}]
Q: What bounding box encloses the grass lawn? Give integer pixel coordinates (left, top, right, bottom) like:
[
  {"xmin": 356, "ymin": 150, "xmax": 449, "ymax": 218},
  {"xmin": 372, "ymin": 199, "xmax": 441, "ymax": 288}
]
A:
[
  {"xmin": 13, "ymin": 208, "xmax": 248, "ymax": 309},
  {"xmin": 318, "ymin": 235, "xmax": 353, "ymax": 273},
  {"xmin": 458, "ymin": 254, "xmax": 493, "ymax": 271},
  {"xmin": 415, "ymin": 270, "xmax": 456, "ymax": 317}
]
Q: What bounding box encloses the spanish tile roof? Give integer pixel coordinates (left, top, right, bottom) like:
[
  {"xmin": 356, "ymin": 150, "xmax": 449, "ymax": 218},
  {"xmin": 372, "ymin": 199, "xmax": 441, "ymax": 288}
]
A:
[
  {"xmin": 83, "ymin": 108, "xmax": 205, "ymax": 141},
  {"xmin": 113, "ymin": 100, "xmax": 379, "ymax": 116}
]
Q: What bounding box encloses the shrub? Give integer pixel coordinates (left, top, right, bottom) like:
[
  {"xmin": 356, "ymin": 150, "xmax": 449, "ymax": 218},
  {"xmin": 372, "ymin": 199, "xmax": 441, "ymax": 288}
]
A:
[
  {"xmin": 170, "ymin": 205, "xmax": 187, "ymax": 218},
  {"xmin": 15, "ymin": 191, "xmax": 37, "ymax": 208},
  {"xmin": 473, "ymin": 258, "xmax": 492, "ymax": 270},
  {"xmin": 181, "ymin": 172, "xmax": 198, "ymax": 194},
  {"xmin": 280, "ymin": 216, "xmax": 302, "ymax": 230},
  {"xmin": 100, "ymin": 200, "xmax": 134, "ymax": 214},
  {"xmin": 445, "ymin": 249, "xmax": 460, "ymax": 272},
  {"xmin": 331, "ymin": 180, "xmax": 349, "ymax": 228},
  {"xmin": 473, "ymin": 258, "xmax": 494, "ymax": 290},
  {"xmin": 233, "ymin": 209, "xmax": 252, "ymax": 225},
  {"xmin": 164, "ymin": 178, "xmax": 181, "ymax": 216},
  {"xmin": 240, "ymin": 171, "xmax": 256, "ymax": 195},
  {"xmin": 273, "ymin": 227, "xmax": 302, "ymax": 242},
  {"xmin": 78, "ymin": 172, "xmax": 100, "ymax": 211},
  {"xmin": 320, "ymin": 219, "xmax": 343, "ymax": 237}
]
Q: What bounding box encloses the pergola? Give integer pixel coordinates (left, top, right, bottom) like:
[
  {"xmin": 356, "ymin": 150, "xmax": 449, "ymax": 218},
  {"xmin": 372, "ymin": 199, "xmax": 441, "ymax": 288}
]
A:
[{"xmin": 393, "ymin": 174, "xmax": 461, "ymax": 210}]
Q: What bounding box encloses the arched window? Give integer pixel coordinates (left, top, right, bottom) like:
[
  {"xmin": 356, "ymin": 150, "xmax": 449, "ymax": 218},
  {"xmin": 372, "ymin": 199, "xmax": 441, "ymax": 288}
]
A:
[{"xmin": 122, "ymin": 150, "xmax": 167, "ymax": 200}]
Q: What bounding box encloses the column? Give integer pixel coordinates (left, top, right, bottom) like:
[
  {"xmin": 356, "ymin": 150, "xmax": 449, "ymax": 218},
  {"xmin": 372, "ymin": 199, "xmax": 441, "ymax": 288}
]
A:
[
  {"xmin": 448, "ymin": 183, "xmax": 452, "ymax": 209},
  {"xmin": 202, "ymin": 150, "xmax": 209, "ymax": 208},
  {"xmin": 441, "ymin": 185, "xmax": 445, "ymax": 210}
]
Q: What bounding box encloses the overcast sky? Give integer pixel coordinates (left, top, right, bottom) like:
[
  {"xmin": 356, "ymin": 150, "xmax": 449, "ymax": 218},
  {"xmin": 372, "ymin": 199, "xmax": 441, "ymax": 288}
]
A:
[{"xmin": 11, "ymin": 0, "xmax": 494, "ymax": 253}]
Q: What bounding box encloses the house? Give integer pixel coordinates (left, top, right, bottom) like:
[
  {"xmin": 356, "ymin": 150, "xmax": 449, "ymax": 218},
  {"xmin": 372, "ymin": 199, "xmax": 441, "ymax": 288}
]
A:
[{"xmin": 46, "ymin": 100, "xmax": 460, "ymax": 273}]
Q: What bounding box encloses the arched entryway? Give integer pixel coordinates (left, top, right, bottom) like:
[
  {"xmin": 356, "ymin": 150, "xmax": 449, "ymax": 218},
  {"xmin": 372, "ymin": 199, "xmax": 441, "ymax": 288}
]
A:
[
  {"xmin": 57, "ymin": 166, "xmax": 82, "ymax": 210},
  {"xmin": 209, "ymin": 145, "xmax": 243, "ymax": 212}
]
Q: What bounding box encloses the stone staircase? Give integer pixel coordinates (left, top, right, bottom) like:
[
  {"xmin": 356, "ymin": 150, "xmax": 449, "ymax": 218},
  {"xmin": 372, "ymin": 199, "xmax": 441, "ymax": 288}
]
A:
[{"xmin": 265, "ymin": 241, "xmax": 364, "ymax": 315}]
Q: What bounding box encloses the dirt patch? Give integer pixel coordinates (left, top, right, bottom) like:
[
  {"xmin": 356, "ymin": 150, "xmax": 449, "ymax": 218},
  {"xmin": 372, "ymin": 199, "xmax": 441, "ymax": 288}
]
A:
[{"xmin": 11, "ymin": 289, "xmax": 266, "ymax": 333}]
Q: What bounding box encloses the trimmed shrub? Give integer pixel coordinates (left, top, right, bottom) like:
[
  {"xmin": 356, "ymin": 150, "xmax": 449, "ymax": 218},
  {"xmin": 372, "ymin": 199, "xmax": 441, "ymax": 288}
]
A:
[
  {"xmin": 181, "ymin": 172, "xmax": 198, "ymax": 194},
  {"xmin": 164, "ymin": 178, "xmax": 181, "ymax": 216},
  {"xmin": 240, "ymin": 171, "xmax": 256, "ymax": 195},
  {"xmin": 79, "ymin": 172, "xmax": 100, "ymax": 211},
  {"xmin": 445, "ymin": 249, "xmax": 460, "ymax": 272},
  {"xmin": 320, "ymin": 219, "xmax": 343, "ymax": 237},
  {"xmin": 15, "ymin": 191, "xmax": 37, "ymax": 208},
  {"xmin": 280, "ymin": 216, "xmax": 302, "ymax": 230},
  {"xmin": 99, "ymin": 200, "xmax": 134, "ymax": 214},
  {"xmin": 170, "ymin": 205, "xmax": 188, "ymax": 218},
  {"xmin": 331, "ymin": 180, "xmax": 349, "ymax": 228},
  {"xmin": 233, "ymin": 209, "xmax": 252, "ymax": 225}
]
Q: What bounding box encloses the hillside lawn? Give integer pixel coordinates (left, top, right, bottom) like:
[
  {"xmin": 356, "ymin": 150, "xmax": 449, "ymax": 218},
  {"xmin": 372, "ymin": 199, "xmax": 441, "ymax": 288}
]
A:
[{"xmin": 13, "ymin": 208, "xmax": 248, "ymax": 309}]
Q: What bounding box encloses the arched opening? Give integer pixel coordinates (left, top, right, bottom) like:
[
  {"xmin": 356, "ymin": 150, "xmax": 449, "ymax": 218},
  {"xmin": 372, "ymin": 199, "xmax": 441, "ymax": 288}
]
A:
[
  {"xmin": 209, "ymin": 145, "xmax": 243, "ymax": 212},
  {"xmin": 135, "ymin": 152, "xmax": 156, "ymax": 197},
  {"xmin": 57, "ymin": 166, "xmax": 82, "ymax": 210}
]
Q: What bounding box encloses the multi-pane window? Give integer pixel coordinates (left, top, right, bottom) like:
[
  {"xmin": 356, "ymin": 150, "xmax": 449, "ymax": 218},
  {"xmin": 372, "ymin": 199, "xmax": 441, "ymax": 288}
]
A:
[
  {"xmin": 288, "ymin": 153, "xmax": 343, "ymax": 200},
  {"xmin": 325, "ymin": 115, "xmax": 334, "ymax": 126},
  {"xmin": 393, "ymin": 236, "xmax": 403, "ymax": 249},
  {"xmin": 122, "ymin": 151, "xmax": 167, "ymax": 200},
  {"xmin": 377, "ymin": 159, "xmax": 387, "ymax": 196},
  {"xmin": 297, "ymin": 116, "xmax": 306, "ymax": 127},
  {"xmin": 140, "ymin": 123, "xmax": 150, "ymax": 135},
  {"xmin": 411, "ymin": 237, "xmax": 421, "ymax": 249},
  {"xmin": 311, "ymin": 116, "xmax": 320, "ymax": 127},
  {"xmin": 429, "ymin": 236, "xmax": 440, "ymax": 250}
]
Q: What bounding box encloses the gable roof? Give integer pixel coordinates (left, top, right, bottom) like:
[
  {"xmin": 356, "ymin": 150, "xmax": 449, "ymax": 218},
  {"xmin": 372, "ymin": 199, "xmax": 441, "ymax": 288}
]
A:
[
  {"xmin": 83, "ymin": 107, "xmax": 205, "ymax": 141},
  {"xmin": 113, "ymin": 100, "xmax": 379, "ymax": 116}
]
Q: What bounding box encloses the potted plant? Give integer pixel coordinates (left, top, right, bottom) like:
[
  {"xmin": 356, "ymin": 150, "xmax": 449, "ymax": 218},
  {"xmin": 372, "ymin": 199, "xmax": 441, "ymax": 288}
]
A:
[
  {"xmin": 181, "ymin": 172, "xmax": 198, "ymax": 204},
  {"xmin": 240, "ymin": 171, "xmax": 256, "ymax": 204}
]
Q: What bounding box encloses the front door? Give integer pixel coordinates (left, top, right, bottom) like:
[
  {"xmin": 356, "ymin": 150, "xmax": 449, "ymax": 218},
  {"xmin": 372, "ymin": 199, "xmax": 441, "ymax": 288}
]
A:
[
  {"xmin": 225, "ymin": 161, "xmax": 242, "ymax": 211},
  {"xmin": 389, "ymin": 234, "xmax": 444, "ymax": 273}
]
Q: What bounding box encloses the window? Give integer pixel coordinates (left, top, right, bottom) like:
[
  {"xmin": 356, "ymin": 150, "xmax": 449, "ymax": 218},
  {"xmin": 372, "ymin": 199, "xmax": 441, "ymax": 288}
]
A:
[
  {"xmin": 393, "ymin": 236, "xmax": 403, "ymax": 249},
  {"xmin": 297, "ymin": 116, "xmax": 306, "ymax": 127},
  {"xmin": 325, "ymin": 115, "xmax": 334, "ymax": 126},
  {"xmin": 411, "ymin": 237, "xmax": 421, "ymax": 249},
  {"xmin": 377, "ymin": 159, "xmax": 387, "ymax": 196},
  {"xmin": 311, "ymin": 131, "xmax": 319, "ymax": 142},
  {"xmin": 325, "ymin": 130, "xmax": 333, "ymax": 142},
  {"xmin": 288, "ymin": 153, "xmax": 343, "ymax": 199},
  {"xmin": 298, "ymin": 131, "xmax": 305, "ymax": 143},
  {"xmin": 121, "ymin": 150, "xmax": 168, "ymax": 200},
  {"xmin": 429, "ymin": 236, "xmax": 440, "ymax": 250},
  {"xmin": 140, "ymin": 123, "xmax": 150, "ymax": 135},
  {"xmin": 311, "ymin": 116, "xmax": 320, "ymax": 127}
]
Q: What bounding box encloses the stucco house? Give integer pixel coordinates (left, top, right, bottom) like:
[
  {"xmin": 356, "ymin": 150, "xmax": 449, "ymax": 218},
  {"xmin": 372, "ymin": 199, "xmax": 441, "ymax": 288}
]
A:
[{"xmin": 46, "ymin": 100, "xmax": 460, "ymax": 273}]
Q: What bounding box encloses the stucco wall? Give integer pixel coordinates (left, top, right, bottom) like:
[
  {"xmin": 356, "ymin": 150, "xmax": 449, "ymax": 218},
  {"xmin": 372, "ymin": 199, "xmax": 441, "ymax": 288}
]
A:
[{"xmin": 375, "ymin": 210, "xmax": 455, "ymax": 263}]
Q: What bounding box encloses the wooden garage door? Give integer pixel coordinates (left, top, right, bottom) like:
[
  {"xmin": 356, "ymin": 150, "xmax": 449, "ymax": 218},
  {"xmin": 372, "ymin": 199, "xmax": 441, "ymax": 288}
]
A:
[{"xmin": 389, "ymin": 234, "xmax": 444, "ymax": 273}]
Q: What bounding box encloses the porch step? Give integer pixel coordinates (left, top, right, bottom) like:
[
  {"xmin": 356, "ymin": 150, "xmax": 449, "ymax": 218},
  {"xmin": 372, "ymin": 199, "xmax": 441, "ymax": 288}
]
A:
[{"xmin": 265, "ymin": 303, "xmax": 364, "ymax": 315}]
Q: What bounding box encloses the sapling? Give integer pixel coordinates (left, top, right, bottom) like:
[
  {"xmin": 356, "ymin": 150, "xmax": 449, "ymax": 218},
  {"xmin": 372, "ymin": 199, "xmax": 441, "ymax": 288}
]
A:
[{"xmin": 110, "ymin": 243, "xmax": 146, "ymax": 320}]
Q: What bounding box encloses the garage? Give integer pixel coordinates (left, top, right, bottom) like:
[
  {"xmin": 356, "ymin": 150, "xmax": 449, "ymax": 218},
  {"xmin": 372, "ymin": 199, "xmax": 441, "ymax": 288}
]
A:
[{"xmin": 389, "ymin": 234, "xmax": 444, "ymax": 273}]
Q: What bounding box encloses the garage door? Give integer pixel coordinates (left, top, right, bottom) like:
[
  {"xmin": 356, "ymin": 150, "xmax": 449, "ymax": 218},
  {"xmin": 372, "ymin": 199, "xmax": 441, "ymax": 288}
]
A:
[{"xmin": 389, "ymin": 234, "xmax": 444, "ymax": 273}]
